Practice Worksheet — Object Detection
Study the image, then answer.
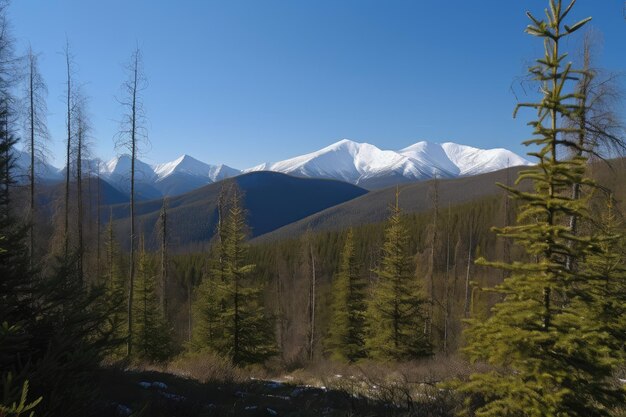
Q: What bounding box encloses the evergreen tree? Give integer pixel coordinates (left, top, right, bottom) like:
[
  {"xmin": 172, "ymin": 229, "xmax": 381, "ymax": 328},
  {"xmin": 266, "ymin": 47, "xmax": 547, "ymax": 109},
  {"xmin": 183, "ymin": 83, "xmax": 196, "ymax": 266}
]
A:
[
  {"xmin": 365, "ymin": 191, "xmax": 430, "ymax": 360},
  {"xmin": 457, "ymin": 2, "xmax": 626, "ymax": 416},
  {"xmin": 133, "ymin": 236, "xmax": 173, "ymax": 362},
  {"xmin": 327, "ymin": 229, "xmax": 367, "ymax": 362},
  {"xmin": 583, "ymin": 196, "xmax": 626, "ymax": 361},
  {"xmin": 103, "ymin": 216, "xmax": 127, "ymax": 356},
  {"xmin": 192, "ymin": 188, "xmax": 275, "ymax": 365}
]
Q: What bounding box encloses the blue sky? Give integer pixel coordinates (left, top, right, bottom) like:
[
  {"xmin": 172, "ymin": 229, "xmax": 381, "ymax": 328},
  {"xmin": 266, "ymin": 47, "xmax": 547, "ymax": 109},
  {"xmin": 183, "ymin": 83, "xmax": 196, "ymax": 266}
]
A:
[{"xmin": 8, "ymin": 0, "xmax": 626, "ymax": 169}]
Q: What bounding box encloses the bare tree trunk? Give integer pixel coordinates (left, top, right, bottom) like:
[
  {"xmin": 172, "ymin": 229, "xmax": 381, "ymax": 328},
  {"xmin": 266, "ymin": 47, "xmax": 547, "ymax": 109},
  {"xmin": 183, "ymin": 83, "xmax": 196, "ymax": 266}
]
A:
[
  {"xmin": 160, "ymin": 198, "xmax": 168, "ymax": 317},
  {"xmin": 76, "ymin": 110, "xmax": 84, "ymax": 282},
  {"xmin": 28, "ymin": 52, "xmax": 35, "ymax": 266},
  {"xmin": 463, "ymin": 224, "xmax": 473, "ymax": 319},
  {"xmin": 96, "ymin": 161, "xmax": 101, "ymax": 280},
  {"xmin": 307, "ymin": 241, "xmax": 316, "ymax": 361},
  {"xmin": 108, "ymin": 208, "xmax": 114, "ymax": 287},
  {"xmin": 123, "ymin": 51, "xmax": 141, "ymax": 357},
  {"xmin": 443, "ymin": 204, "xmax": 451, "ymax": 355},
  {"xmin": 566, "ymin": 40, "xmax": 592, "ymax": 272},
  {"xmin": 2, "ymin": 103, "xmax": 8, "ymax": 203},
  {"xmin": 188, "ymin": 282, "xmax": 192, "ymax": 342},
  {"xmin": 428, "ymin": 177, "xmax": 439, "ymax": 342},
  {"xmin": 64, "ymin": 42, "xmax": 72, "ymax": 258}
]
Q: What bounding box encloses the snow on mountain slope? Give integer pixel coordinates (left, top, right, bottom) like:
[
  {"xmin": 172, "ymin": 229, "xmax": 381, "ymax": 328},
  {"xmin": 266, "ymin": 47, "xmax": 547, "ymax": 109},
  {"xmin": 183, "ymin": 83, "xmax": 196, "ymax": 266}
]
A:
[
  {"xmin": 247, "ymin": 139, "xmax": 531, "ymax": 188},
  {"xmin": 154, "ymin": 154, "xmax": 209, "ymax": 179},
  {"xmin": 398, "ymin": 141, "xmax": 460, "ymax": 177},
  {"xmin": 104, "ymin": 154, "xmax": 157, "ymax": 184},
  {"xmin": 13, "ymin": 139, "xmax": 531, "ymax": 195},
  {"xmin": 246, "ymin": 139, "xmax": 441, "ymax": 186},
  {"xmin": 208, "ymin": 164, "xmax": 241, "ymax": 182},
  {"xmin": 441, "ymin": 142, "xmax": 532, "ymax": 176}
]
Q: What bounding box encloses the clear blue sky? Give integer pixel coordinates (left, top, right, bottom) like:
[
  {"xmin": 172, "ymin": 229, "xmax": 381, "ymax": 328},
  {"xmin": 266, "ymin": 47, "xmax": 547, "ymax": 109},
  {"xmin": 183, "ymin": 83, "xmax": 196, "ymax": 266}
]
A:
[{"xmin": 8, "ymin": 0, "xmax": 626, "ymax": 169}]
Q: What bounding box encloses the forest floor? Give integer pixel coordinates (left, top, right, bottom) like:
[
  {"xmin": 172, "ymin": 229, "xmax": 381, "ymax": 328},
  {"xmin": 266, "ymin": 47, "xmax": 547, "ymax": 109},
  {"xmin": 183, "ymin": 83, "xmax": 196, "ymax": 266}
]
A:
[{"xmin": 97, "ymin": 359, "xmax": 462, "ymax": 417}]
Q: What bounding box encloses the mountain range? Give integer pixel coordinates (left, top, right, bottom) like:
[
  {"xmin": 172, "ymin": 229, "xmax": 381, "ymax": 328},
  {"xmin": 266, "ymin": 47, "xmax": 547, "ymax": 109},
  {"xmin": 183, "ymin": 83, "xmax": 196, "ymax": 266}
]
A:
[{"xmin": 13, "ymin": 139, "xmax": 532, "ymax": 197}]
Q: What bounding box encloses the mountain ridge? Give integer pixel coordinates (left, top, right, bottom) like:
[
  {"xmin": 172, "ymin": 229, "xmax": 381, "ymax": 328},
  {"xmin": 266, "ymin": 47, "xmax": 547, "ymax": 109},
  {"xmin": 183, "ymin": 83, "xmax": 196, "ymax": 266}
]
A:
[{"xmin": 13, "ymin": 139, "xmax": 532, "ymax": 196}]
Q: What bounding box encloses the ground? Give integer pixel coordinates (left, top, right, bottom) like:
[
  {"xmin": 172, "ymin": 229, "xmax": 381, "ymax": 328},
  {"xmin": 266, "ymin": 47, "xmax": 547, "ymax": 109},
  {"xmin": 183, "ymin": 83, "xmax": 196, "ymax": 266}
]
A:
[{"xmin": 98, "ymin": 366, "xmax": 455, "ymax": 417}]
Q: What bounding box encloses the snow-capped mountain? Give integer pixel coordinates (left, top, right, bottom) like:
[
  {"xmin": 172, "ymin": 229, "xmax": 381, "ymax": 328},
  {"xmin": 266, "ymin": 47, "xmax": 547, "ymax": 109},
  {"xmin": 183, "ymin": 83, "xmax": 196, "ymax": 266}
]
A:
[
  {"xmin": 248, "ymin": 139, "xmax": 532, "ymax": 189},
  {"xmin": 12, "ymin": 139, "xmax": 531, "ymax": 197},
  {"xmin": 439, "ymin": 142, "xmax": 530, "ymax": 176},
  {"xmin": 99, "ymin": 154, "xmax": 241, "ymax": 197}
]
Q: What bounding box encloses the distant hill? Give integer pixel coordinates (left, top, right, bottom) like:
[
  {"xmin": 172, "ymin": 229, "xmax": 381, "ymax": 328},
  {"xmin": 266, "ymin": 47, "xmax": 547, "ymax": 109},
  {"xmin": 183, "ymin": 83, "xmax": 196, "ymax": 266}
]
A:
[
  {"xmin": 108, "ymin": 171, "xmax": 368, "ymax": 250},
  {"xmin": 252, "ymin": 165, "xmax": 527, "ymax": 243},
  {"xmin": 253, "ymin": 157, "xmax": 626, "ymax": 243}
]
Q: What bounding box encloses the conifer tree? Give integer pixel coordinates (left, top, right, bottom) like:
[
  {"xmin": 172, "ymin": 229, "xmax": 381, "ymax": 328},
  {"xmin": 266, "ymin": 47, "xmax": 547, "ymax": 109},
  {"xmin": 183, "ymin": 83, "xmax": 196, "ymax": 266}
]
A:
[
  {"xmin": 103, "ymin": 214, "xmax": 127, "ymax": 353},
  {"xmin": 582, "ymin": 196, "xmax": 626, "ymax": 361},
  {"xmin": 193, "ymin": 188, "xmax": 275, "ymax": 364},
  {"xmin": 457, "ymin": 2, "xmax": 626, "ymax": 416},
  {"xmin": 327, "ymin": 228, "xmax": 367, "ymax": 362},
  {"xmin": 365, "ymin": 190, "xmax": 430, "ymax": 360},
  {"xmin": 134, "ymin": 236, "xmax": 172, "ymax": 362}
]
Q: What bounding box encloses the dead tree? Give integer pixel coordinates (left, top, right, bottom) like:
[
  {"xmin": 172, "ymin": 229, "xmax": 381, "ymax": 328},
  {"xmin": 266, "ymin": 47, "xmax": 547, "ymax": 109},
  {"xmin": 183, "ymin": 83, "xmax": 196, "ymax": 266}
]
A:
[
  {"xmin": 63, "ymin": 40, "xmax": 74, "ymax": 258},
  {"xmin": 115, "ymin": 47, "xmax": 148, "ymax": 357},
  {"xmin": 73, "ymin": 91, "xmax": 90, "ymax": 282},
  {"xmin": 23, "ymin": 46, "xmax": 49, "ymax": 265},
  {"xmin": 159, "ymin": 197, "xmax": 169, "ymax": 316}
]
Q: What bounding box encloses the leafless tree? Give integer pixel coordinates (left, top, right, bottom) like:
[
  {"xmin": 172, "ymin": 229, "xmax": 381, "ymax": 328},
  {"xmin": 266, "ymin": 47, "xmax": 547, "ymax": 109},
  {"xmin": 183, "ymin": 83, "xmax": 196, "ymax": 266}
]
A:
[
  {"xmin": 22, "ymin": 46, "xmax": 48, "ymax": 265},
  {"xmin": 563, "ymin": 32, "xmax": 625, "ymax": 270},
  {"xmin": 115, "ymin": 46, "xmax": 148, "ymax": 357},
  {"xmin": 0, "ymin": 0, "xmax": 19, "ymax": 202},
  {"xmin": 159, "ymin": 197, "xmax": 169, "ymax": 316},
  {"xmin": 73, "ymin": 89, "xmax": 91, "ymax": 281},
  {"xmin": 62, "ymin": 39, "xmax": 76, "ymax": 258}
]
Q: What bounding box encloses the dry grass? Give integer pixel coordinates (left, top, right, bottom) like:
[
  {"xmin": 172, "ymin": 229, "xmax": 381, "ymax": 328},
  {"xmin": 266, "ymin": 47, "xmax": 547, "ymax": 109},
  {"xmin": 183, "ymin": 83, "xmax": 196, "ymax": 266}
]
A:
[{"xmin": 124, "ymin": 350, "xmax": 248, "ymax": 384}]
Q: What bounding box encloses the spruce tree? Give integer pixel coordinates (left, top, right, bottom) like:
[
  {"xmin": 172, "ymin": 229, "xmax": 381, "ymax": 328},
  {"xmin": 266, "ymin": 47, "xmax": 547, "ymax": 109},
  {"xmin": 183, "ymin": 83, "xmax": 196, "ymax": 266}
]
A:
[
  {"xmin": 582, "ymin": 196, "xmax": 626, "ymax": 361},
  {"xmin": 133, "ymin": 236, "xmax": 172, "ymax": 362},
  {"xmin": 365, "ymin": 191, "xmax": 430, "ymax": 360},
  {"xmin": 193, "ymin": 188, "xmax": 275, "ymax": 365},
  {"xmin": 103, "ymin": 216, "xmax": 127, "ymax": 355},
  {"xmin": 327, "ymin": 229, "xmax": 367, "ymax": 362},
  {"xmin": 457, "ymin": 1, "xmax": 626, "ymax": 416}
]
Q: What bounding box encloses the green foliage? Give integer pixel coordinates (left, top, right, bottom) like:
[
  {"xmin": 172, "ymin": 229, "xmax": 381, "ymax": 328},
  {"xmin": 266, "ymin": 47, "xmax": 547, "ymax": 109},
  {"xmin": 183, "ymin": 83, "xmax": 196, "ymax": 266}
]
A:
[
  {"xmin": 0, "ymin": 92, "xmax": 117, "ymax": 416},
  {"xmin": 1, "ymin": 374, "xmax": 42, "ymax": 417},
  {"xmin": 103, "ymin": 219, "xmax": 128, "ymax": 357},
  {"xmin": 133, "ymin": 240, "xmax": 174, "ymax": 362},
  {"xmin": 192, "ymin": 188, "xmax": 276, "ymax": 365},
  {"xmin": 365, "ymin": 197, "xmax": 430, "ymax": 360},
  {"xmin": 457, "ymin": 2, "xmax": 626, "ymax": 416},
  {"xmin": 582, "ymin": 198, "xmax": 626, "ymax": 361},
  {"xmin": 326, "ymin": 229, "xmax": 367, "ymax": 362}
]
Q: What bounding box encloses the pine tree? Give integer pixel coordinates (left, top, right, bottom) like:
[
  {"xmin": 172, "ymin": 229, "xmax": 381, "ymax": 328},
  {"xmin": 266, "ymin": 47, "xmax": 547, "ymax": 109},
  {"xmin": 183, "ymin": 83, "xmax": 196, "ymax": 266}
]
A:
[
  {"xmin": 365, "ymin": 190, "xmax": 430, "ymax": 360},
  {"xmin": 327, "ymin": 228, "xmax": 367, "ymax": 362},
  {"xmin": 133, "ymin": 236, "xmax": 172, "ymax": 362},
  {"xmin": 583, "ymin": 196, "xmax": 626, "ymax": 361},
  {"xmin": 192, "ymin": 188, "xmax": 275, "ymax": 365},
  {"xmin": 457, "ymin": 2, "xmax": 626, "ymax": 416},
  {"xmin": 103, "ymin": 214, "xmax": 127, "ymax": 355}
]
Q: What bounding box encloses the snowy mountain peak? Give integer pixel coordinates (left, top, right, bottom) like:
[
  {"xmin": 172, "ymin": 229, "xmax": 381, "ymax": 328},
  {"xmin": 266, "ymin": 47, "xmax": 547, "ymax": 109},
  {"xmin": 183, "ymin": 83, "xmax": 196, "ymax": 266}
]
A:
[
  {"xmin": 19, "ymin": 138, "xmax": 531, "ymax": 195},
  {"xmin": 153, "ymin": 154, "xmax": 211, "ymax": 179},
  {"xmin": 440, "ymin": 142, "xmax": 530, "ymax": 176},
  {"xmin": 248, "ymin": 139, "xmax": 532, "ymax": 188}
]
